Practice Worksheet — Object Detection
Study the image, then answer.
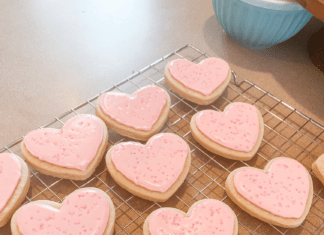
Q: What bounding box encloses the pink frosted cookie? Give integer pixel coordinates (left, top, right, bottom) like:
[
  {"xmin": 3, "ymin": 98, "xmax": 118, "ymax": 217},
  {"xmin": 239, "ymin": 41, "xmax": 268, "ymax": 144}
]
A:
[
  {"xmin": 143, "ymin": 199, "xmax": 238, "ymax": 235},
  {"xmin": 190, "ymin": 102, "xmax": 264, "ymax": 161},
  {"xmin": 95, "ymin": 85, "xmax": 171, "ymax": 141},
  {"xmin": 0, "ymin": 153, "xmax": 30, "ymax": 227},
  {"xmin": 11, "ymin": 188, "xmax": 115, "ymax": 235},
  {"xmin": 21, "ymin": 114, "xmax": 108, "ymax": 180},
  {"xmin": 164, "ymin": 58, "xmax": 232, "ymax": 105},
  {"xmin": 225, "ymin": 157, "xmax": 313, "ymax": 228},
  {"xmin": 106, "ymin": 133, "xmax": 191, "ymax": 202}
]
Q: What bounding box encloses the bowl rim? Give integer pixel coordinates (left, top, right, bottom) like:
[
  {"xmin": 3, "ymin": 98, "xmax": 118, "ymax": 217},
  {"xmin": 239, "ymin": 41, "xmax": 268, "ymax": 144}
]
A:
[{"xmin": 239, "ymin": 0, "xmax": 305, "ymax": 10}]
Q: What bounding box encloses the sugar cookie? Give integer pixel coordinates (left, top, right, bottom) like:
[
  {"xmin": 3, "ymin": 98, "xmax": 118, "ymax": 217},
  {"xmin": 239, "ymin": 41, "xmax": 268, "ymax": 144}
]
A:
[
  {"xmin": 225, "ymin": 157, "xmax": 313, "ymax": 228},
  {"xmin": 143, "ymin": 199, "xmax": 238, "ymax": 235},
  {"xmin": 96, "ymin": 85, "xmax": 171, "ymax": 141},
  {"xmin": 164, "ymin": 58, "xmax": 231, "ymax": 105},
  {"xmin": 21, "ymin": 114, "xmax": 108, "ymax": 180},
  {"xmin": 190, "ymin": 102, "xmax": 264, "ymax": 161},
  {"xmin": 106, "ymin": 133, "xmax": 191, "ymax": 202},
  {"xmin": 11, "ymin": 187, "xmax": 115, "ymax": 235},
  {"xmin": 0, "ymin": 153, "xmax": 30, "ymax": 227},
  {"xmin": 312, "ymin": 154, "xmax": 324, "ymax": 185}
]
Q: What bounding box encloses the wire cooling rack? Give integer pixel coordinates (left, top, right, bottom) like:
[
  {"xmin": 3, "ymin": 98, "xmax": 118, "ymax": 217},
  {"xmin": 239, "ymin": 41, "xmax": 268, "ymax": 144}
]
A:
[{"xmin": 1, "ymin": 44, "xmax": 324, "ymax": 235}]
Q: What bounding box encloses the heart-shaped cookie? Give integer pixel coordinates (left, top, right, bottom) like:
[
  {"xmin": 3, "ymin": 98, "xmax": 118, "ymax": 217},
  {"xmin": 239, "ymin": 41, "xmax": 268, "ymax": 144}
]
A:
[
  {"xmin": 96, "ymin": 85, "xmax": 171, "ymax": 141},
  {"xmin": 0, "ymin": 153, "xmax": 30, "ymax": 227},
  {"xmin": 11, "ymin": 188, "xmax": 115, "ymax": 235},
  {"xmin": 225, "ymin": 157, "xmax": 313, "ymax": 228},
  {"xmin": 143, "ymin": 199, "xmax": 238, "ymax": 235},
  {"xmin": 106, "ymin": 133, "xmax": 191, "ymax": 202},
  {"xmin": 164, "ymin": 58, "xmax": 231, "ymax": 105},
  {"xmin": 21, "ymin": 114, "xmax": 108, "ymax": 180},
  {"xmin": 190, "ymin": 102, "xmax": 264, "ymax": 160}
]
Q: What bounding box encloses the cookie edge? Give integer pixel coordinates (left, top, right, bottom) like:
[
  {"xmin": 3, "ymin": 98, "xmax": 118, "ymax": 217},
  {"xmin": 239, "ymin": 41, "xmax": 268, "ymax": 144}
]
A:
[{"xmin": 312, "ymin": 154, "xmax": 324, "ymax": 185}]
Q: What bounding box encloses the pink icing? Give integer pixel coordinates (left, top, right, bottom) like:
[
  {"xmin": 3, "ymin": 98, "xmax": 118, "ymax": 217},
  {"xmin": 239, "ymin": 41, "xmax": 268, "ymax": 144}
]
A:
[
  {"xmin": 149, "ymin": 200, "xmax": 235, "ymax": 235},
  {"xmin": 24, "ymin": 115, "xmax": 103, "ymax": 171},
  {"xmin": 234, "ymin": 158, "xmax": 309, "ymax": 218},
  {"xmin": 100, "ymin": 86, "xmax": 167, "ymax": 131},
  {"xmin": 168, "ymin": 58, "xmax": 230, "ymax": 96},
  {"xmin": 0, "ymin": 153, "xmax": 21, "ymax": 212},
  {"xmin": 196, "ymin": 102, "xmax": 259, "ymax": 152},
  {"xmin": 17, "ymin": 189, "xmax": 110, "ymax": 235},
  {"xmin": 111, "ymin": 133, "xmax": 188, "ymax": 193}
]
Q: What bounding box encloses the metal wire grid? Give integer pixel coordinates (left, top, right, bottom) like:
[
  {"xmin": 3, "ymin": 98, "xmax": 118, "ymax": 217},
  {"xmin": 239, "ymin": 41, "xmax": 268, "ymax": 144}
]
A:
[{"xmin": 1, "ymin": 44, "xmax": 324, "ymax": 234}]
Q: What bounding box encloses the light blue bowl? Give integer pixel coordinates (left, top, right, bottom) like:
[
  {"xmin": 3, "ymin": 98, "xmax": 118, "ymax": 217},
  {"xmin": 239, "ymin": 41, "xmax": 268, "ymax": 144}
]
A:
[{"xmin": 212, "ymin": 0, "xmax": 312, "ymax": 49}]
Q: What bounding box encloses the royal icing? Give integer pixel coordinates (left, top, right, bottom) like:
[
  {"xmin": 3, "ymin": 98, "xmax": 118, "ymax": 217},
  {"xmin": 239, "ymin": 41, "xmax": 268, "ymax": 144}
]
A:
[
  {"xmin": 17, "ymin": 189, "xmax": 110, "ymax": 235},
  {"xmin": 168, "ymin": 58, "xmax": 229, "ymax": 96},
  {"xmin": 0, "ymin": 153, "xmax": 21, "ymax": 212},
  {"xmin": 111, "ymin": 133, "xmax": 188, "ymax": 193},
  {"xmin": 24, "ymin": 115, "xmax": 103, "ymax": 171},
  {"xmin": 149, "ymin": 200, "xmax": 235, "ymax": 235},
  {"xmin": 196, "ymin": 102, "xmax": 259, "ymax": 152},
  {"xmin": 234, "ymin": 158, "xmax": 309, "ymax": 218},
  {"xmin": 100, "ymin": 86, "xmax": 167, "ymax": 131}
]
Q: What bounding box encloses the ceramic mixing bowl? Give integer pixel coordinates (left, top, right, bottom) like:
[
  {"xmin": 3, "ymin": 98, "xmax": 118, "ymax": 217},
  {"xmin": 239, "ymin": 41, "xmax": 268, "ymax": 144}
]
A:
[{"xmin": 212, "ymin": 0, "xmax": 312, "ymax": 49}]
